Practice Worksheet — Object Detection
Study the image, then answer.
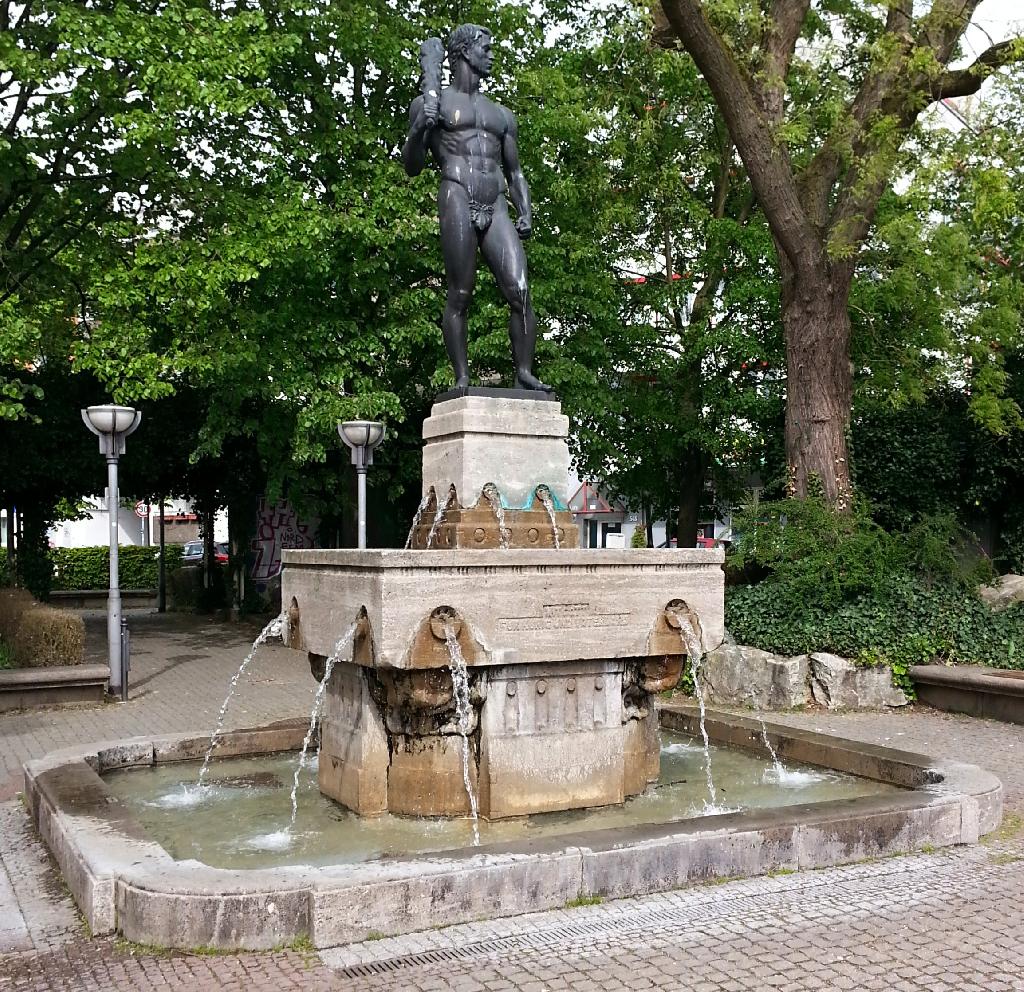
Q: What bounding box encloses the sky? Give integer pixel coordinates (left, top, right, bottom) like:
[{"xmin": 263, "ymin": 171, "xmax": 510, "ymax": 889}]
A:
[{"xmin": 964, "ymin": 0, "xmax": 1023, "ymax": 54}]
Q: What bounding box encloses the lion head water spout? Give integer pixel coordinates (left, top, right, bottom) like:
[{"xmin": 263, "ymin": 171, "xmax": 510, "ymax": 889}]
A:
[{"xmin": 481, "ymin": 483, "xmax": 511, "ymax": 549}]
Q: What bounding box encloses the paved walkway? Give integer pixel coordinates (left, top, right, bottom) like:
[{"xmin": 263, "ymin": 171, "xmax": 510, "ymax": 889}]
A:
[{"xmin": 2, "ymin": 614, "xmax": 1023, "ymax": 990}]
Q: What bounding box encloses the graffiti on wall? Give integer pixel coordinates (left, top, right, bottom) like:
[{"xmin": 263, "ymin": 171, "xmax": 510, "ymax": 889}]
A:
[{"xmin": 251, "ymin": 499, "xmax": 314, "ymax": 582}]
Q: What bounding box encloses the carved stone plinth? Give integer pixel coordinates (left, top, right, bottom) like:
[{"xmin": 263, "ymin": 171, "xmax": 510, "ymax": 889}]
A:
[
  {"xmin": 408, "ymin": 491, "xmax": 579, "ymax": 550},
  {"xmin": 421, "ymin": 394, "xmax": 570, "ymax": 510},
  {"xmin": 308, "ymin": 655, "xmax": 661, "ymax": 819}
]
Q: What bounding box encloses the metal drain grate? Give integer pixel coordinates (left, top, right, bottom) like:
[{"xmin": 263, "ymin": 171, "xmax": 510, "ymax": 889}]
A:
[
  {"xmin": 333, "ymin": 852, "xmax": 971, "ymax": 979},
  {"xmin": 334, "ymin": 910, "xmax": 688, "ymax": 978}
]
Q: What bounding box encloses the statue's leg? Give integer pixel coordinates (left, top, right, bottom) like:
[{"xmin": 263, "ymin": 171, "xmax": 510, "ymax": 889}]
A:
[
  {"xmin": 480, "ymin": 204, "xmax": 551, "ymax": 392},
  {"xmin": 438, "ymin": 181, "xmax": 477, "ymax": 388}
]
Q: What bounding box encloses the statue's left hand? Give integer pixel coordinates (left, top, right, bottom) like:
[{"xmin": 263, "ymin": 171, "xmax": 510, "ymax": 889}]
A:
[{"xmin": 515, "ymin": 216, "xmax": 532, "ymax": 240}]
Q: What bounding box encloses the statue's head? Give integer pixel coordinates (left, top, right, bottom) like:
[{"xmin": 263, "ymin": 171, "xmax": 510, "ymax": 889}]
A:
[{"xmin": 447, "ymin": 24, "xmax": 493, "ymax": 78}]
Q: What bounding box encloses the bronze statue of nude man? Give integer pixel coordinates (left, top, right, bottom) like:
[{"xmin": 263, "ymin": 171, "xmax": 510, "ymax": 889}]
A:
[{"xmin": 402, "ymin": 25, "xmax": 552, "ymax": 392}]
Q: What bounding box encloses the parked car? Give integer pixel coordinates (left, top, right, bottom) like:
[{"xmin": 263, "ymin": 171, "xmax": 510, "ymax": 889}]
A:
[
  {"xmin": 657, "ymin": 537, "xmax": 716, "ymax": 549},
  {"xmin": 181, "ymin": 541, "xmax": 229, "ymax": 565}
]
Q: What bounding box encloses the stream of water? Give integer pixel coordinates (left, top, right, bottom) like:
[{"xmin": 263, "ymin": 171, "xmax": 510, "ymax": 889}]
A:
[
  {"xmin": 677, "ymin": 618, "xmax": 732, "ymax": 813},
  {"xmin": 404, "ymin": 493, "xmax": 432, "ymax": 549},
  {"xmin": 425, "ymin": 487, "xmax": 454, "ymax": 548},
  {"xmin": 288, "ymin": 620, "xmax": 359, "ymax": 827},
  {"xmin": 443, "ymin": 623, "xmax": 481, "ymax": 845},
  {"xmin": 196, "ymin": 613, "xmax": 285, "ymax": 791},
  {"xmin": 535, "ymin": 486, "xmax": 560, "ymax": 549},
  {"xmin": 482, "ymin": 483, "xmax": 511, "ymax": 549}
]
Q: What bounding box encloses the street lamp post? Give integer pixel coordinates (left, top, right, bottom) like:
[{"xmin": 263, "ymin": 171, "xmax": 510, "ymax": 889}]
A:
[
  {"xmin": 338, "ymin": 421, "xmax": 386, "ymax": 549},
  {"xmin": 82, "ymin": 405, "xmax": 141, "ymax": 699}
]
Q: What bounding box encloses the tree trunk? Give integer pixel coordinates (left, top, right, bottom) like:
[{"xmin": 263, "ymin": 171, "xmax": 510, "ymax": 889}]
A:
[
  {"xmin": 780, "ymin": 257, "xmax": 854, "ymax": 506},
  {"xmin": 675, "ymin": 449, "xmax": 706, "ymax": 547}
]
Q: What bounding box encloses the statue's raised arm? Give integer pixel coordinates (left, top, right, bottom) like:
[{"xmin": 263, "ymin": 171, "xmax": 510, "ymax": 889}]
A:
[{"xmin": 402, "ymin": 38, "xmax": 444, "ymax": 177}]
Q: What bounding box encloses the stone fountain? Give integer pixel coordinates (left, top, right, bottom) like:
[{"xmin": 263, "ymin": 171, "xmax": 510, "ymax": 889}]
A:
[{"xmin": 282, "ymin": 391, "xmax": 725, "ymax": 820}]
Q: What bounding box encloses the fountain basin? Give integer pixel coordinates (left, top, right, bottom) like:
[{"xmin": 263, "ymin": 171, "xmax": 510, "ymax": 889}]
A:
[
  {"xmin": 280, "ymin": 548, "xmax": 725, "ymax": 668},
  {"xmin": 281, "ymin": 548, "xmax": 723, "ymax": 819},
  {"xmin": 21, "ymin": 704, "xmax": 1001, "ymax": 951}
]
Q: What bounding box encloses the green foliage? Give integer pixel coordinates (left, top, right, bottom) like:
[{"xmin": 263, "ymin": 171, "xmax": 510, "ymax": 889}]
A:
[
  {"xmin": 727, "ymin": 497, "xmax": 1020, "ymax": 682},
  {"xmin": 3, "ymin": 0, "xmax": 1023, "ymax": 555},
  {"xmin": 728, "ymin": 576, "xmax": 1024, "ymax": 682},
  {"xmin": 49, "ymin": 545, "xmax": 183, "ymax": 591},
  {"xmin": 539, "ymin": 6, "xmax": 781, "ymax": 523},
  {"xmin": 730, "ymin": 497, "xmax": 991, "ymax": 609},
  {"xmin": 630, "ymin": 526, "xmax": 649, "ymax": 549},
  {"xmin": 0, "ymin": 638, "xmax": 14, "ymax": 670},
  {"xmin": 675, "ymin": 660, "xmax": 696, "ymax": 698}
]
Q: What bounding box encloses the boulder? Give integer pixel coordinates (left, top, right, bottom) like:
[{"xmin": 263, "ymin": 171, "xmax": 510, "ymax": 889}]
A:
[
  {"xmin": 701, "ymin": 643, "xmax": 810, "ymax": 710},
  {"xmin": 809, "ymin": 652, "xmax": 908, "ymax": 710},
  {"xmin": 979, "ymin": 574, "xmax": 1024, "ymax": 612}
]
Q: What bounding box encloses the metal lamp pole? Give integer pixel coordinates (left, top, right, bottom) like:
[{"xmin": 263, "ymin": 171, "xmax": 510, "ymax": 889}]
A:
[
  {"xmin": 338, "ymin": 421, "xmax": 386, "ymax": 549},
  {"xmin": 82, "ymin": 405, "xmax": 141, "ymax": 699}
]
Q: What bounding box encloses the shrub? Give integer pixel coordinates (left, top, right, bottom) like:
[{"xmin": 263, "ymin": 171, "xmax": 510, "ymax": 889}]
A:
[
  {"xmin": 49, "ymin": 544, "xmax": 184, "ymax": 591},
  {"xmin": 0, "ymin": 587, "xmax": 35, "ymax": 642},
  {"xmin": 630, "ymin": 527, "xmax": 649, "ymax": 549},
  {"xmin": 17, "ymin": 542, "xmax": 52, "ymax": 600},
  {"xmin": 726, "ymin": 496, "xmax": 1016, "ymax": 689},
  {"xmin": 728, "ymin": 497, "xmax": 990, "ymax": 612},
  {"xmin": 10, "ymin": 605, "xmax": 85, "ymax": 668}
]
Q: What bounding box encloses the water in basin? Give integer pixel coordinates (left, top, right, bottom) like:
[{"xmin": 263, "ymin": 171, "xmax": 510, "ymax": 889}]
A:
[{"xmin": 102, "ymin": 731, "xmax": 900, "ymax": 870}]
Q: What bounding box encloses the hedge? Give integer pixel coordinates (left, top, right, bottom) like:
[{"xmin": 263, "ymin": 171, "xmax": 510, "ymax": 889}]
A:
[
  {"xmin": 49, "ymin": 545, "xmax": 184, "ymax": 591},
  {"xmin": 12, "ymin": 606, "xmax": 85, "ymax": 667},
  {"xmin": 0, "ymin": 588, "xmax": 84, "ymax": 667}
]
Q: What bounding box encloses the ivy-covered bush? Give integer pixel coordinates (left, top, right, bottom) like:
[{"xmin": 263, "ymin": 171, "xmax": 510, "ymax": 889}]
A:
[
  {"xmin": 49, "ymin": 545, "xmax": 183, "ymax": 591},
  {"xmin": 726, "ymin": 496, "xmax": 1020, "ymax": 691}
]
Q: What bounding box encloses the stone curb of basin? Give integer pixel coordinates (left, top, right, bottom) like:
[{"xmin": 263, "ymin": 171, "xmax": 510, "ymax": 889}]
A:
[{"xmin": 20, "ymin": 706, "xmax": 1002, "ymax": 952}]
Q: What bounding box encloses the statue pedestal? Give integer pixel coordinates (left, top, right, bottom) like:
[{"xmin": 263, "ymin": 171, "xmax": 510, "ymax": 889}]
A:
[{"xmin": 421, "ymin": 393, "xmax": 570, "ymax": 509}]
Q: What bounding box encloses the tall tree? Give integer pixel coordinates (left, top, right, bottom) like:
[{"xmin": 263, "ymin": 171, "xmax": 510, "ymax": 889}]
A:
[
  {"xmin": 513, "ymin": 4, "xmax": 782, "ymax": 543},
  {"xmin": 0, "ymin": 0, "xmax": 292, "ymax": 419},
  {"xmin": 655, "ymin": 0, "xmax": 1024, "ymax": 505}
]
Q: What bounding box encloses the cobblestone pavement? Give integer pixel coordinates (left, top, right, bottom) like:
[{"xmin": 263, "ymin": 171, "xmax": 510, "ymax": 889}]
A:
[{"xmin": 2, "ymin": 622, "xmax": 1024, "ymax": 991}]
